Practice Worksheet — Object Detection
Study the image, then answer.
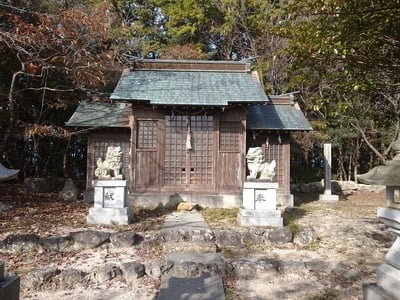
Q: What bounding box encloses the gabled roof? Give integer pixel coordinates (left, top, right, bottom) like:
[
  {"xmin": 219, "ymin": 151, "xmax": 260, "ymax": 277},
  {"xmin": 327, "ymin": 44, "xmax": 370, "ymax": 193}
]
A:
[
  {"xmin": 247, "ymin": 97, "xmax": 313, "ymax": 131},
  {"xmin": 65, "ymin": 101, "xmax": 130, "ymax": 127},
  {"xmin": 110, "ymin": 60, "xmax": 268, "ymax": 106}
]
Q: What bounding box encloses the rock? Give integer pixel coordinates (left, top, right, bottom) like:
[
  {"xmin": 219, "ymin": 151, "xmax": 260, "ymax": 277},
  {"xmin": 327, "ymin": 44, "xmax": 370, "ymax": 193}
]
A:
[
  {"xmin": 215, "ymin": 230, "xmax": 243, "ymax": 248},
  {"xmin": 21, "ymin": 267, "xmax": 59, "ymax": 289},
  {"xmin": 92, "ymin": 264, "xmax": 123, "ymax": 282},
  {"xmin": 60, "ymin": 178, "xmax": 79, "ymax": 201},
  {"xmin": 344, "ymin": 268, "xmax": 364, "ymax": 281},
  {"xmin": 146, "ymin": 260, "xmax": 174, "ymax": 279},
  {"xmin": 110, "ymin": 231, "xmax": 139, "ymax": 248},
  {"xmin": 57, "ymin": 268, "xmax": 88, "ymax": 289},
  {"xmin": 177, "ymin": 202, "xmax": 199, "ymax": 211},
  {"xmin": 69, "ymin": 231, "xmax": 110, "ymax": 248},
  {"xmin": 293, "ymin": 228, "xmax": 318, "ymax": 247},
  {"xmin": 83, "ymin": 188, "xmax": 94, "ymax": 204},
  {"xmin": 121, "ymin": 262, "xmax": 145, "ymax": 284},
  {"xmin": 268, "ymin": 228, "xmax": 293, "ymax": 244},
  {"xmin": 40, "ymin": 236, "xmax": 72, "ymax": 251},
  {"xmin": 0, "ymin": 202, "xmax": 11, "ymax": 211},
  {"xmin": 171, "ymin": 261, "xmax": 201, "ymax": 277},
  {"xmin": 231, "ymin": 259, "xmax": 258, "ymax": 279},
  {"xmin": 231, "ymin": 258, "xmax": 277, "ymax": 278},
  {"xmin": 0, "ymin": 234, "xmax": 40, "ymax": 252}
]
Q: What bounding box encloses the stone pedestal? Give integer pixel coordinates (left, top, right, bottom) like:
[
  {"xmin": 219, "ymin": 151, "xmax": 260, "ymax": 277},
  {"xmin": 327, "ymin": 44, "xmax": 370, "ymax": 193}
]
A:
[
  {"xmin": 0, "ymin": 261, "xmax": 20, "ymax": 300},
  {"xmin": 87, "ymin": 180, "xmax": 132, "ymax": 225},
  {"xmin": 364, "ymin": 186, "xmax": 400, "ymax": 299},
  {"xmin": 238, "ymin": 182, "xmax": 283, "ymax": 227}
]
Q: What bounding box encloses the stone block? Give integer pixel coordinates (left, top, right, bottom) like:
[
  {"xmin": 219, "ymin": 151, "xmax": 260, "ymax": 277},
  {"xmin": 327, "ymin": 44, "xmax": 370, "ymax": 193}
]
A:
[
  {"xmin": 237, "ymin": 208, "xmax": 283, "ymax": 227},
  {"xmin": 88, "ymin": 180, "xmax": 132, "ymax": 225},
  {"xmin": 385, "ymin": 236, "xmax": 400, "ymax": 269},
  {"xmin": 319, "ymin": 193, "xmax": 339, "ymax": 201},
  {"xmin": 363, "ymin": 282, "xmax": 393, "ymax": 300},
  {"xmin": 376, "ymin": 263, "xmax": 400, "ymax": 298}
]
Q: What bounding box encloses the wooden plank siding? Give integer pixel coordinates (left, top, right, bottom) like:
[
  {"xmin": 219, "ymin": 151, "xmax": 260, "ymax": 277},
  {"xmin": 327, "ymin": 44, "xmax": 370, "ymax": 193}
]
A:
[{"xmin": 87, "ymin": 130, "xmax": 131, "ymax": 188}]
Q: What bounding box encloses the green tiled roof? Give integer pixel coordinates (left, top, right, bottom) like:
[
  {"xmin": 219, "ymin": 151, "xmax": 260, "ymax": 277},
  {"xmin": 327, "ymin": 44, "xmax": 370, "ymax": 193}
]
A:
[
  {"xmin": 65, "ymin": 101, "xmax": 130, "ymax": 127},
  {"xmin": 110, "ymin": 70, "xmax": 268, "ymax": 105},
  {"xmin": 247, "ymin": 104, "xmax": 313, "ymax": 131}
]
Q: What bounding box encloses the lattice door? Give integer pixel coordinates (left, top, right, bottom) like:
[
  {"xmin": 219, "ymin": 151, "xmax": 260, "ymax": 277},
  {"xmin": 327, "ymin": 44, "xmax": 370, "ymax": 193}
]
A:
[
  {"xmin": 189, "ymin": 116, "xmax": 213, "ymax": 185},
  {"xmin": 164, "ymin": 115, "xmax": 213, "ymax": 187}
]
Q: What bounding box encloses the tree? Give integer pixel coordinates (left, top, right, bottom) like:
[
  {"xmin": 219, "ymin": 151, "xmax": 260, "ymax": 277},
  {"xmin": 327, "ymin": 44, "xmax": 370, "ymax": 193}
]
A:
[
  {"xmin": 281, "ymin": 0, "xmax": 400, "ymax": 178},
  {"xmin": 0, "ymin": 0, "xmax": 119, "ymax": 176}
]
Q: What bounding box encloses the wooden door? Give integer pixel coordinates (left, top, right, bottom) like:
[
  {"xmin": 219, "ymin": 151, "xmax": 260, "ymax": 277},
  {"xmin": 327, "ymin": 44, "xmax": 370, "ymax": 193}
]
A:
[{"xmin": 164, "ymin": 115, "xmax": 214, "ymax": 190}]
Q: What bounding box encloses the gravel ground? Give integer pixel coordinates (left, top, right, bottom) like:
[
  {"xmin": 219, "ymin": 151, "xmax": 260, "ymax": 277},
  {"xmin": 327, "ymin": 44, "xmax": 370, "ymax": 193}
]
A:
[{"xmin": 0, "ymin": 183, "xmax": 395, "ymax": 300}]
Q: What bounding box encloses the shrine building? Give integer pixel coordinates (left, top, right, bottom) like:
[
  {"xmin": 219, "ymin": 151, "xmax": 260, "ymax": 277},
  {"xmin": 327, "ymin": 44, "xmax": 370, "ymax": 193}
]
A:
[{"xmin": 66, "ymin": 60, "xmax": 312, "ymax": 208}]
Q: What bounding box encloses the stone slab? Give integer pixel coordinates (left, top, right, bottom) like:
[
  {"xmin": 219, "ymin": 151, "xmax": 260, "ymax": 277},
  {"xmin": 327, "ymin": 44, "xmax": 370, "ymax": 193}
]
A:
[
  {"xmin": 319, "ymin": 193, "xmax": 339, "ymax": 201},
  {"xmin": 163, "ymin": 212, "xmax": 211, "ymax": 231},
  {"xmin": 166, "ymin": 252, "xmax": 222, "ymax": 265},
  {"xmin": 0, "ymin": 275, "xmax": 20, "ymax": 300},
  {"xmin": 164, "ymin": 242, "xmax": 216, "ymax": 254},
  {"xmin": 378, "ymin": 207, "xmax": 400, "ymax": 230},
  {"xmin": 238, "ymin": 208, "xmax": 281, "ymax": 218},
  {"xmin": 243, "ymin": 182, "xmax": 279, "ymax": 189},
  {"xmin": 158, "ymin": 275, "xmax": 225, "ymax": 300},
  {"xmin": 92, "ymin": 180, "xmax": 127, "ymax": 187},
  {"xmin": 385, "ymin": 236, "xmax": 400, "ymax": 269},
  {"xmin": 376, "ymin": 263, "xmax": 400, "ymax": 298},
  {"xmin": 238, "ymin": 208, "xmax": 283, "ymax": 227},
  {"xmin": 88, "ymin": 207, "xmax": 131, "ymax": 216},
  {"xmin": 86, "ymin": 213, "xmax": 132, "ymax": 225},
  {"xmin": 363, "ymin": 282, "xmax": 393, "ymax": 300}
]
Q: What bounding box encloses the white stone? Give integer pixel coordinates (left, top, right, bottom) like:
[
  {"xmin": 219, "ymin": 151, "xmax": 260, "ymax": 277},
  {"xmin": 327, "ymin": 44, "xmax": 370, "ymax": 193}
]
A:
[
  {"xmin": 238, "ymin": 182, "xmax": 282, "ymax": 227},
  {"xmin": 87, "ymin": 180, "xmax": 132, "ymax": 225}
]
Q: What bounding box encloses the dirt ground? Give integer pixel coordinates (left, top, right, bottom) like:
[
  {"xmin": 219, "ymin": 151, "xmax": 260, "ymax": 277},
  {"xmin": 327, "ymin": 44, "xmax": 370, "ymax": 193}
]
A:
[{"xmin": 0, "ymin": 182, "xmax": 395, "ymax": 300}]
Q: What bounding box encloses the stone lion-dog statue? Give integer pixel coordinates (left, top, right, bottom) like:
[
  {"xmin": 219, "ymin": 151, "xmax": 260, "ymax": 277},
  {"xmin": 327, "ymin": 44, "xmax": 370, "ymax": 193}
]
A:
[
  {"xmin": 246, "ymin": 147, "xmax": 276, "ymax": 181},
  {"xmin": 94, "ymin": 146, "xmax": 123, "ymax": 179}
]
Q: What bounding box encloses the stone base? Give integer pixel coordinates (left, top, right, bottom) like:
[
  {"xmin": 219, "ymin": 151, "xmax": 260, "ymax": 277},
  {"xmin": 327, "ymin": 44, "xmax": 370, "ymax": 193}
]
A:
[
  {"xmin": 237, "ymin": 208, "xmax": 283, "ymax": 227},
  {"xmin": 87, "ymin": 207, "xmax": 132, "ymax": 225},
  {"xmin": 0, "ymin": 262, "xmax": 20, "ymax": 300},
  {"xmin": 363, "ymin": 283, "xmax": 393, "ymax": 300},
  {"xmin": 319, "ymin": 193, "xmax": 339, "ymax": 201}
]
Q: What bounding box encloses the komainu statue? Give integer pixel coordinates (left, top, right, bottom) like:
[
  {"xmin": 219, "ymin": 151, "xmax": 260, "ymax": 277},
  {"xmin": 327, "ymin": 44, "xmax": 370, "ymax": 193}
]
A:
[
  {"xmin": 94, "ymin": 146, "xmax": 123, "ymax": 179},
  {"xmin": 246, "ymin": 147, "xmax": 276, "ymax": 181}
]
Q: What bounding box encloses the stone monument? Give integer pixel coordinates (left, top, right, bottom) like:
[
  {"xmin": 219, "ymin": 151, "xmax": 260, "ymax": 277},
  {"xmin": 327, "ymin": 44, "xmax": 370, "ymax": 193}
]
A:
[
  {"xmin": 319, "ymin": 143, "xmax": 339, "ymax": 201},
  {"xmin": 358, "ymin": 138, "xmax": 400, "ymax": 299},
  {"xmin": 237, "ymin": 147, "xmax": 283, "ymax": 227},
  {"xmin": 87, "ymin": 146, "xmax": 132, "ymax": 225}
]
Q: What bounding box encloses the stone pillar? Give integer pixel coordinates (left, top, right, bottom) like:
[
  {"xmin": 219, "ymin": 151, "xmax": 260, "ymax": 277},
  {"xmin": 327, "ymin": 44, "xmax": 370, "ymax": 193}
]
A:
[
  {"xmin": 319, "ymin": 143, "xmax": 339, "ymax": 201},
  {"xmin": 237, "ymin": 182, "xmax": 283, "ymax": 227},
  {"xmin": 0, "ymin": 261, "xmax": 20, "ymax": 300},
  {"xmin": 87, "ymin": 180, "xmax": 132, "ymax": 225},
  {"xmin": 364, "ymin": 186, "xmax": 400, "ymax": 299}
]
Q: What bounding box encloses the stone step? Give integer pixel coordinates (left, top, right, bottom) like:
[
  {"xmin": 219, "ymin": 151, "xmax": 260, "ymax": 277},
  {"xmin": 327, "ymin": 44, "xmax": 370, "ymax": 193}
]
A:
[
  {"xmin": 164, "ymin": 241, "xmax": 217, "ymax": 254},
  {"xmin": 158, "ymin": 274, "xmax": 225, "ymax": 300}
]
